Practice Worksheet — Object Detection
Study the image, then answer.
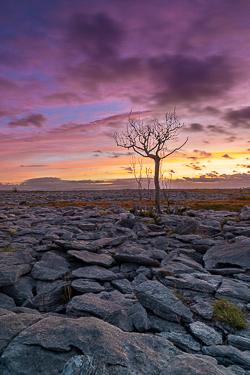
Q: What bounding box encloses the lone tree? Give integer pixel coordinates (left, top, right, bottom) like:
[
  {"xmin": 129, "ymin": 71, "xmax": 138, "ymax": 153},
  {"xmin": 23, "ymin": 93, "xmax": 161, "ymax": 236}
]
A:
[{"xmin": 114, "ymin": 109, "xmax": 188, "ymax": 213}]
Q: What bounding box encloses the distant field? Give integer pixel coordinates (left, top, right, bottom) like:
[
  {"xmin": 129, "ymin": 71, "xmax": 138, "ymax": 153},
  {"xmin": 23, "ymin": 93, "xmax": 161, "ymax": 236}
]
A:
[{"xmin": 1, "ymin": 188, "xmax": 250, "ymax": 211}]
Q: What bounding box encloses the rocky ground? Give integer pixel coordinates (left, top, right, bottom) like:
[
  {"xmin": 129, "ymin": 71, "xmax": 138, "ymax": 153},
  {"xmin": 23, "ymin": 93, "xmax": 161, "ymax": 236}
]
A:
[{"xmin": 1, "ymin": 190, "xmax": 250, "ymax": 374}]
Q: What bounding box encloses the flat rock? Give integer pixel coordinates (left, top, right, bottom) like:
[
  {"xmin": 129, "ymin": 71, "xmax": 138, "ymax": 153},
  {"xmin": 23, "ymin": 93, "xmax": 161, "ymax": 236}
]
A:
[
  {"xmin": 0, "ymin": 312, "xmax": 42, "ymax": 355},
  {"xmin": 1, "ymin": 316, "xmax": 179, "ymax": 375},
  {"xmin": 71, "ymin": 279, "xmax": 105, "ymax": 293},
  {"xmin": 134, "ymin": 280, "xmax": 193, "ymax": 323},
  {"xmin": 161, "ymin": 353, "xmax": 232, "ymax": 375},
  {"xmin": 204, "ymin": 238, "xmax": 250, "ymax": 271},
  {"xmin": 31, "ymin": 252, "xmax": 69, "ymax": 281},
  {"xmin": 113, "ymin": 247, "xmax": 161, "ymax": 267},
  {"xmin": 189, "ymin": 321, "xmax": 223, "ymax": 346},
  {"xmin": 72, "ymin": 265, "xmax": 118, "ymax": 281},
  {"xmin": 68, "ymin": 250, "xmax": 114, "ymax": 267},
  {"xmin": 202, "ymin": 345, "xmax": 250, "ymax": 369},
  {"xmin": 0, "ymin": 250, "xmax": 35, "ymax": 287},
  {"xmin": 159, "ymin": 332, "xmax": 201, "ymax": 353},
  {"xmin": 215, "ymin": 279, "xmax": 250, "ymax": 302}
]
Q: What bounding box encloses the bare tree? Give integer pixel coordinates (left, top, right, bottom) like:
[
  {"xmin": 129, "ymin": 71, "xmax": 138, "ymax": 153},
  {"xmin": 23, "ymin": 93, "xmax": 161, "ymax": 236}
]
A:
[
  {"xmin": 145, "ymin": 166, "xmax": 153, "ymax": 212},
  {"xmin": 114, "ymin": 109, "xmax": 188, "ymax": 213},
  {"xmin": 130, "ymin": 157, "xmax": 143, "ymax": 212}
]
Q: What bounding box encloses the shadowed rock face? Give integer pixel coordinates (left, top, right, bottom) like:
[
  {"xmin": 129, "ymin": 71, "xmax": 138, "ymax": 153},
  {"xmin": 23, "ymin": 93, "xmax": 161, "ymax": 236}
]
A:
[
  {"xmin": 1, "ymin": 316, "xmax": 180, "ymax": 375},
  {"xmin": 203, "ymin": 238, "xmax": 250, "ymax": 271},
  {"xmin": 0, "ymin": 193, "xmax": 250, "ymax": 375}
]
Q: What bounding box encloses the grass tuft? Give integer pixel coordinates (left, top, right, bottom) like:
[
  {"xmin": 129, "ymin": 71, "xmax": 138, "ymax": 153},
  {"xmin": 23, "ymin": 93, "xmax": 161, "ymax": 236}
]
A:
[{"xmin": 212, "ymin": 298, "xmax": 249, "ymax": 331}]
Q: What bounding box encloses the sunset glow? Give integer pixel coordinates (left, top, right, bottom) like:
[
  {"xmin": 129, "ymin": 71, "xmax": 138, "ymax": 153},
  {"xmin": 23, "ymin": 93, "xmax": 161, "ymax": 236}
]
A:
[{"xmin": 1, "ymin": 0, "xmax": 250, "ymax": 190}]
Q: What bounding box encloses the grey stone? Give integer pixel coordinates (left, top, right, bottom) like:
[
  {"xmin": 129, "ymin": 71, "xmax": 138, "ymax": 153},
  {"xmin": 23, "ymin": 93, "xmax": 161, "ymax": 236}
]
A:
[
  {"xmin": 72, "ymin": 266, "xmax": 118, "ymax": 281},
  {"xmin": 202, "ymin": 345, "xmax": 250, "ymax": 369},
  {"xmin": 0, "ymin": 250, "xmax": 35, "ymax": 287},
  {"xmin": 66, "ymin": 291, "xmax": 133, "ymax": 321},
  {"xmin": 0, "ymin": 276, "xmax": 34, "ymax": 305},
  {"xmin": 163, "ymin": 273, "xmax": 222, "ymax": 294},
  {"xmin": 32, "ymin": 279, "xmax": 67, "ymax": 313},
  {"xmin": 190, "ymin": 300, "xmax": 214, "ymax": 320},
  {"xmin": 31, "ymin": 252, "xmax": 69, "ymax": 281},
  {"xmin": 204, "ymin": 238, "xmax": 250, "ymax": 271},
  {"xmin": 1, "ymin": 316, "xmax": 179, "ymax": 375},
  {"xmin": 215, "ymin": 279, "xmax": 250, "ymax": 302},
  {"xmin": 71, "ymin": 279, "xmax": 105, "ymax": 293},
  {"xmin": 161, "ymin": 353, "xmax": 232, "ymax": 375},
  {"xmin": 228, "ymin": 335, "xmax": 250, "ymax": 351},
  {"xmin": 61, "ymin": 355, "xmax": 109, "ymax": 375},
  {"xmin": 113, "ymin": 247, "xmax": 160, "ymax": 267},
  {"xmin": 159, "ymin": 332, "xmax": 201, "ymax": 353},
  {"xmin": 0, "ymin": 293, "xmax": 16, "ymax": 310},
  {"xmin": 174, "ymin": 218, "xmax": 200, "ymax": 235},
  {"xmin": 134, "ymin": 280, "xmax": 193, "ymax": 323},
  {"xmin": 68, "ymin": 250, "xmax": 114, "ymax": 267},
  {"xmin": 127, "ymin": 302, "xmax": 149, "ymax": 332},
  {"xmin": 0, "ymin": 312, "xmax": 42, "ymax": 355},
  {"xmin": 239, "ymin": 206, "xmax": 250, "ymax": 221},
  {"xmin": 189, "ymin": 321, "xmax": 222, "ymax": 345},
  {"xmin": 111, "ymin": 278, "xmax": 133, "ymax": 294}
]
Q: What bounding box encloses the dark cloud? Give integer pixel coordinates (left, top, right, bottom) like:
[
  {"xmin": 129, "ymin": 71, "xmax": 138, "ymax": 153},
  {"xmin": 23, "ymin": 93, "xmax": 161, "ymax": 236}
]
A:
[
  {"xmin": 148, "ymin": 54, "xmax": 235, "ymax": 105},
  {"xmin": 175, "ymin": 172, "xmax": 250, "ymax": 187},
  {"xmin": 207, "ymin": 125, "xmax": 229, "ymax": 134},
  {"xmin": 236, "ymin": 164, "xmax": 250, "ymax": 168},
  {"xmin": 222, "ymin": 154, "xmax": 233, "ymax": 159},
  {"xmin": 185, "ymin": 163, "xmax": 202, "ymax": 171},
  {"xmin": 223, "ymin": 106, "xmax": 250, "ymax": 127},
  {"xmin": 66, "ymin": 12, "xmax": 124, "ymax": 60},
  {"xmin": 19, "ymin": 164, "xmax": 48, "ymax": 168},
  {"xmin": 121, "ymin": 166, "xmax": 133, "ymax": 173},
  {"xmin": 184, "ymin": 123, "xmax": 204, "ymax": 132},
  {"xmin": 8, "ymin": 114, "xmax": 47, "ymax": 127},
  {"xmin": 18, "ymin": 177, "xmax": 110, "ymax": 190},
  {"xmin": 187, "ymin": 149, "xmax": 212, "ymax": 160}
]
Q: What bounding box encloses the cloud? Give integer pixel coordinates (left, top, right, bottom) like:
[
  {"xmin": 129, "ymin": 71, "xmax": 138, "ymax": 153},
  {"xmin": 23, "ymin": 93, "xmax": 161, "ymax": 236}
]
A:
[
  {"xmin": 8, "ymin": 114, "xmax": 47, "ymax": 128},
  {"xmin": 19, "ymin": 164, "xmax": 48, "ymax": 168},
  {"xmin": 174, "ymin": 172, "xmax": 250, "ymax": 188},
  {"xmin": 223, "ymin": 106, "xmax": 250, "ymax": 127},
  {"xmin": 184, "ymin": 123, "xmax": 204, "ymax": 132},
  {"xmin": 121, "ymin": 166, "xmax": 133, "ymax": 173},
  {"xmin": 18, "ymin": 177, "xmax": 110, "ymax": 190},
  {"xmin": 188, "ymin": 150, "xmax": 212, "ymax": 160},
  {"xmin": 185, "ymin": 163, "xmax": 202, "ymax": 171},
  {"xmin": 66, "ymin": 12, "xmax": 124, "ymax": 60},
  {"xmin": 148, "ymin": 54, "xmax": 236, "ymax": 105},
  {"xmin": 222, "ymin": 154, "xmax": 233, "ymax": 159},
  {"xmin": 43, "ymin": 92, "xmax": 82, "ymax": 105}
]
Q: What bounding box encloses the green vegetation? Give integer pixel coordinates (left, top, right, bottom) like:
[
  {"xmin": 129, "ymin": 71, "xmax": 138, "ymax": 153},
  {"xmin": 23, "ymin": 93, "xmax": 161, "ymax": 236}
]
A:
[
  {"xmin": 60, "ymin": 274, "xmax": 72, "ymax": 303},
  {"xmin": 8, "ymin": 229, "xmax": 18, "ymax": 236},
  {"xmin": 212, "ymin": 298, "xmax": 249, "ymax": 331},
  {"xmin": 2, "ymin": 245, "xmax": 17, "ymax": 252}
]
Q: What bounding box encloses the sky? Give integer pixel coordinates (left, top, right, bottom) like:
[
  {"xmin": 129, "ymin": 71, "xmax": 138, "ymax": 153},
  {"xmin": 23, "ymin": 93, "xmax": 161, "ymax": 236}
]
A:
[{"xmin": 1, "ymin": 0, "xmax": 250, "ymax": 190}]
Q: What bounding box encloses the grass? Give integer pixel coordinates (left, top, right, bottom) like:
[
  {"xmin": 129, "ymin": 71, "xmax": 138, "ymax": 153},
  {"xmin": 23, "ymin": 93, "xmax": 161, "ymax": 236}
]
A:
[
  {"xmin": 26, "ymin": 189, "xmax": 250, "ymax": 212},
  {"xmin": 1, "ymin": 245, "xmax": 17, "ymax": 252},
  {"xmin": 182, "ymin": 195, "xmax": 250, "ymax": 212},
  {"xmin": 212, "ymin": 298, "xmax": 249, "ymax": 331}
]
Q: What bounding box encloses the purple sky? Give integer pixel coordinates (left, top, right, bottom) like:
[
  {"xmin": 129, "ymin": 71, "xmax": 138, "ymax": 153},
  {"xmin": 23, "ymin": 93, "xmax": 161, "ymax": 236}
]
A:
[{"xmin": 1, "ymin": 0, "xmax": 250, "ymax": 190}]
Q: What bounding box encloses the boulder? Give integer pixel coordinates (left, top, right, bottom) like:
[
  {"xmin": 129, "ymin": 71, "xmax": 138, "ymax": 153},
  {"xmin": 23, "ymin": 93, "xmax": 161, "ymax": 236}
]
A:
[
  {"xmin": 203, "ymin": 238, "xmax": 250, "ymax": 271},
  {"xmin": 189, "ymin": 321, "xmax": 222, "ymax": 346},
  {"xmin": 0, "ymin": 250, "xmax": 35, "ymax": 287},
  {"xmin": 161, "ymin": 353, "xmax": 232, "ymax": 375},
  {"xmin": 1, "ymin": 316, "xmax": 179, "ymax": 375},
  {"xmin": 31, "ymin": 252, "xmax": 69, "ymax": 281},
  {"xmin": 134, "ymin": 280, "xmax": 193, "ymax": 323}
]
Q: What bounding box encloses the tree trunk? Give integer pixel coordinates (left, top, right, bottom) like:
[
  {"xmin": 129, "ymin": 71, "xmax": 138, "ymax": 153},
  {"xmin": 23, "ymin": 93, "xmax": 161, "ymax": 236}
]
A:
[{"xmin": 154, "ymin": 156, "xmax": 161, "ymax": 214}]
